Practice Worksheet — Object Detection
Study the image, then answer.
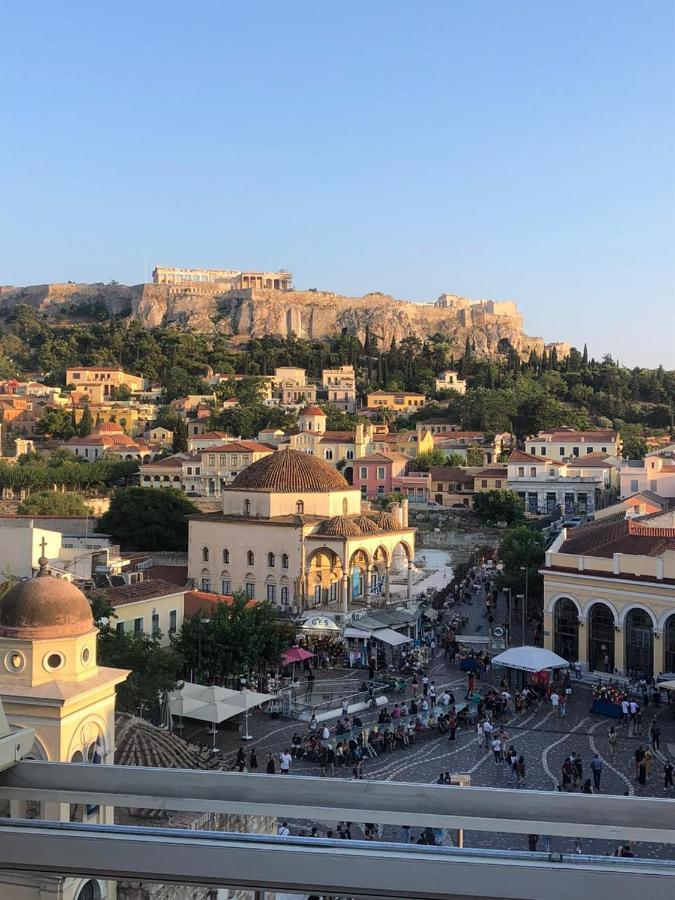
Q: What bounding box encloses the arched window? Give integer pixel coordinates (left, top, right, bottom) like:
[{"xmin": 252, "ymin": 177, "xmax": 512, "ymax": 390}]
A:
[
  {"xmin": 280, "ymin": 586, "xmax": 289, "ymax": 606},
  {"xmin": 223, "ymin": 549, "xmax": 230, "ymax": 564},
  {"xmin": 268, "ymin": 552, "xmax": 275, "ymax": 568},
  {"xmin": 202, "ymin": 546, "xmax": 209, "ymax": 562},
  {"xmin": 244, "ymin": 499, "xmax": 251, "ymax": 516},
  {"xmin": 247, "ymin": 550, "xmax": 255, "ymax": 566},
  {"xmin": 342, "ymin": 498, "xmax": 348, "ymax": 515},
  {"xmin": 281, "ymin": 553, "xmax": 289, "ymax": 569},
  {"xmin": 296, "ymin": 500, "xmax": 304, "ymax": 515}
]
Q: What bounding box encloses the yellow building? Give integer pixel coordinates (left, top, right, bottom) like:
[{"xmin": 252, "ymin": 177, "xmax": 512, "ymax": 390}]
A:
[
  {"xmin": 542, "ymin": 512, "xmax": 675, "ymax": 676},
  {"xmin": 188, "ymin": 449, "xmax": 416, "ymax": 611},
  {"xmin": 473, "ymin": 466, "xmax": 508, "ymax": 493},
  {"xmin": 366, "ymin": 390, "xmax": 427, "ymax": 411},
  {"xmin": 0, "ymin": 556, "xmax": 128, "ymax": 900},
  {"xmin": 103, "ymin": 579, "xmax": 186, "ymax": 647},
  {"xmin": 66, "ymin": 367, "xmax": 147, "ymax": 403}
]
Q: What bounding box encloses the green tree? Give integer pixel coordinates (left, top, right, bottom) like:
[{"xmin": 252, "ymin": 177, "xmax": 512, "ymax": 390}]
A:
[
  {"xmin": 408, "ymin": 449, "xmax": 452, "ymax": 471},
  {"xmin": 465, "ymin": 444, "xmax": 485, "ymax": 466},
  {"xmin": 497, "ymin": 525, "xmax": 545, "ymax": 603},
  {"xmin": 99, "ymin": 487, "xmax": 198, "ymax": 550},
  {"xmin": 34, "ymin": 407, "xmax": 77, "ymax": 440},
  {"xmin": 17, "ymin": 491, "xmax": 89, "ymax": 516},
  {"xmin": 174, "ymin": 593, "xmax": 295, "ymax": 682},
  {"xmin": 79, "ymin": 403, "xmax": 93, "ymax": 437},
  {"xmin": 473, "ymin": 490, "xmax": 525, "ymax": 526},
  {"xmin": 172, "ymin": 417, "xmax": 188, "ymax": 452}
]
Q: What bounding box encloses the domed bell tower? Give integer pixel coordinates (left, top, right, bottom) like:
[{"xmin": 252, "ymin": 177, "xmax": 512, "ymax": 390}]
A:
[{"xmin": 0, "ymin": 544, "xmax": 129, "ymax": 900}]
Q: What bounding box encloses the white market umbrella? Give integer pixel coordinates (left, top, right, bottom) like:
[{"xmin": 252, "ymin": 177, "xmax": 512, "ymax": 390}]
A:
[{"xmin": 491, "ymin": 646, "xmax": 569, "ymax": 673}]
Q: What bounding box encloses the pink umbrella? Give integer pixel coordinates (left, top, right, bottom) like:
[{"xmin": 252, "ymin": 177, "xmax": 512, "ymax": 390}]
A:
[{"xmin": 282, "ymin": 646, "xmax": 315, "ymax": 666}]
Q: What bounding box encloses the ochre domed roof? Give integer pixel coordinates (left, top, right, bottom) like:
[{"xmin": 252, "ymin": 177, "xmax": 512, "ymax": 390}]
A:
[
  {"xmin": 353, "ymin": 515, "xmax": 382, "ymax": 534},
  {"xmin": 230, "ymin": 449, "xmax": 350, "ymax": 493},
  {"xmin": 0, "ymin": 574, "xmax": 94, "ymax": 639},
  {"xmin": 299, "ymin": 405, "xmax": 326, "ymax": 417},
  {"xmin": 374, "ymin": 511, "xmax": 398, "ymax": 531},
  {"xmin": 318, "ymin": 515, "xmax": 362, "ymax": 538}
]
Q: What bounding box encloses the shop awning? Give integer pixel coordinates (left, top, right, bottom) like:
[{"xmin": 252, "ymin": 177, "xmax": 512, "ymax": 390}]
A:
[
  {"xmin": 343, "ymin": 627, "xmax": 371, "ymax": 640},
  {"xmin": 456, "ymin": 635, "xmax": 490, "ymax": 645},
  {"xmin": 423, "ymin": 609, "xmax": 439, "ymax": 620},
  {"xmin": 371, "ymin": 628, "xmax": 412, "ymax": 647}
]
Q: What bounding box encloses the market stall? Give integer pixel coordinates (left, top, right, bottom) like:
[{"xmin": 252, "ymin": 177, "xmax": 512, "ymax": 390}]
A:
[
  {"xmin": 455, "ymin": 636, "xmax": 490, "ymax": 671},
  {"xmin": 591, "ymin": 683, "xmax": 626, "ymax": 718}
]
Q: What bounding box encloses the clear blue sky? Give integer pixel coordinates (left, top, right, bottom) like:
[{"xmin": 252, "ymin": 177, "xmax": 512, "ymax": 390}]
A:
[{"xmin": 1, "ymin": 1, "xmax": 673, "ymax": 366}]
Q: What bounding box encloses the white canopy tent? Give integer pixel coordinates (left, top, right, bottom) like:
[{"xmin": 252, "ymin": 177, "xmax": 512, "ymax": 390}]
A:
[
  {"xmin": 491, "ymin": 646, "xmax": 569, "ymax": 672},
  {"xmin": 169, "ymin": 684, "xmax": 274, "ymax": 744},
  {"xmin": 657, "ymin": 680, "xmax": 675, "ymax": 692},
  {"xmin": 371, "ymin": 628, "xmax": 412, "ymax": 647}
]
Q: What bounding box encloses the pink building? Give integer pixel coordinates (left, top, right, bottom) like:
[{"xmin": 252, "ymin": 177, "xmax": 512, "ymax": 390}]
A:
[{"xmin": 354, "ymin": 452, "xmax": 408, "ymax": 499}]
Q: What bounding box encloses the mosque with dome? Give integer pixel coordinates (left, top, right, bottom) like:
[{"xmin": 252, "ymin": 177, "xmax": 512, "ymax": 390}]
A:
[{"xmin": 187, "ymin": 448, "xmax": 416, "ymax": 611}]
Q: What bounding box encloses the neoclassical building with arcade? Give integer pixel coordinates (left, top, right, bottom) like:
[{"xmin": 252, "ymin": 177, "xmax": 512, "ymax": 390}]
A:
[
  {"xmin": 187, "ymin": 449, "xmax": 416, "ymax": 612},
  {"xmin": 542, "ymin": 512, "xmax": 675, "ymax": 677}
]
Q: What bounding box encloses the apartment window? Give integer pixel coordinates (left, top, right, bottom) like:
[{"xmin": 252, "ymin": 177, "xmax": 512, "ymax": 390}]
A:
[
  {"xmin": 266, "ymin": 583, "xmax": 277, "ymax": 603},
  {"xmin": 244, "ymin": 499, "xmax": 251, "ymax": 515},
  {"xmin": 133, "ymin": 618, "xmax": 143, "ymax": 635},
  {"xmin": 573, "ymin": 447, "xmax": 579, "ymax": 457},
  {"xmin": 201, "ymin": 578, "xmax": 211, "ymax": 591},
  {"xmin": 346, "ymin": 450, "xmax": 354, "ymax": 460},
  {"xmin": 540, "ymin": 448, "xmax": 546, "ymax": 456},
  {"xmin": 296, "ymin": 501, "xmax": 304, "ymax": 514},
  {"xmin": 151, "ymin": 613, "xmax": 160, "ymax": 637},
  {"xmin": 281, "ymin": 553, "xmax": 289, "ymax": 569},
  {"xmin": 436, "ymin": 483, "xmax": 443, "ymax": 492},
  {"xmin": 72, "ymin": 372, "xmax": 81, "ymax": 379},
  {"xmin": 247, "ymin": 550, "xmax": 255, "ymax": 566},
  {"xmin": 219, "ymin": 454, "xmax": 226, "ymax": 465},
  {"xmin": 221, "ymin": 580, "xmax": 231, "ymax": 595},
  {"xmin": 280, "ymin": 586, "xmax": 289, "ymax": 606},
  {"xmin": 169, "ymin": 610, "xmax": 177, "ymax": 634},
  {"xmin": 116, "ymin": 622, "xmax": 125, "ymax": 635},
  {"xmin": 361, "ymin": 486, "xmax": 367, "ymax": 497},
  {"xmin": 360, "ymin": 467, "xmax": 368, "ymax": 479},
  {"xmin": 549, "ymin": 468, "xmax": 557, "ymax": 476},
  {"xmin": 187, "ymin": 467, "xmax": 192, "ymax": 475},
  {"xmin": 480, "ymin": 479, "xmax": 487, "ymax": 488},
  {"xmin": 195, "ymin": 467, "xmax": 200, "ymax": 475},
  {"xmin": 495, "ymin": 480, "xmax": 502, "ymax": 488},
  {"xmin": 601, "ymin": 447, "xmax": 607, "ymax": 453},
  {"xmin": 630, "ymin": 479, "xmax": 639, "ymax": 493},
  {"xmin": 586, "ymin": 447, "xmax": 594, "ymax": 454},
  {"xmin": 559, "ymin": 448, "xmax": 565, "ymax": 456},
  {"xmin": 202, "ymin": 546, "xmax": 209, "ymax": 562},
  {"xmin": 208, "ymin": 454, "xmax": 215, "ymax": 466},
  {"xmin": 222, "ymin": 549, "xmax": 230, "ymax": 564},
  {"xmin": 377, "ymin": 467, "xmax": 385, "ymax": 479},
  {"xmin": 242, "ymin": 455, "xmax": 250, "ymax": 465},
  {"xmin": 324, "ymin": 449, "xmax": 333, "ymax": 460},
  {"xmin": 268, "ymin": 552, "xmax": 275, "ymax": 567},
  {"xmin": 377, "ymin": 485, "xmax": 385, "ymax": 495},
  {"xmin": 245, "ymin": 582, "xmax": 256, "ymax": 599},
  {"xmin": 530, "ymin": 467, "xmax": 537, "ymax": 477},
  {"xmin": 518, "ymin": 467, "xmax": 525, "ymax": 477}
]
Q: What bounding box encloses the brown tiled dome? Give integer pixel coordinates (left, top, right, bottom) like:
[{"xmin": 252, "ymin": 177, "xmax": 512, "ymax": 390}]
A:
[
  {"xmin": 318, "ymin": 515, "xmax": 362, "ymax": 538},
  {"xmin": 230, "ymin": 449, "xmax": 349, "ymax": 493},
  {"xmin": 353, "ymin": 515, "xmax": 382, "ymax": 534},
  {"xmin": 0, "ymin": 575, "xmax": 94, "ymax": 639},
  {"xmin": 299, "ymin": 405, "xmax": 326, "ymax": 417},
  {"xmin": 374, "ymin": 511, "xmax": 398, "ymax": 531}
]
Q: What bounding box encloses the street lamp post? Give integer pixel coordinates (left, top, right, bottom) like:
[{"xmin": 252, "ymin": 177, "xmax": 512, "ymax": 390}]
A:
[
  {"xmin": 520, "ymin": 566, "xmax": 529, "ymax": 646},
  {"xmin": 240, "ymin": 674, "xmax": 252, "ymax": 741}
]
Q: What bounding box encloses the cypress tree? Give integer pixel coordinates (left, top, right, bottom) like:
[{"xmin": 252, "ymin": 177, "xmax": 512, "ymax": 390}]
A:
[{"xmin": 79, "ymin": 403, "xmax": 93, "ymax": 437}]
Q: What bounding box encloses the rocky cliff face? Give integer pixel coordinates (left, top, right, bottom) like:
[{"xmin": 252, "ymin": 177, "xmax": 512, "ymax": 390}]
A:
[{"xmin": 0, "ymin": 281, "xmax": 568, "ymax": 359}]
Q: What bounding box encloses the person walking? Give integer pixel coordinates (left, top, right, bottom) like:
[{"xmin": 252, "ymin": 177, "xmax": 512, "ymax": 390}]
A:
[
  {"xmin": 644, "ymin": 746, "xmax": 653, "ymax": 780},
  {"xmin": 277, "ymin": 822, "xmax": 290, "ymax": 837},
  {"xmin": 476, "ymin": 719, "xmax": 484, "ymax": 748},
  {"xmin": 572, "ymin": 752, "xmax": 583, "ymax": 789},
  {"xmin": 608, "ymin": 726, "xmax": 618, "ymax": 757},
  {"xmin": 516, "ymin": 754, "xmax": 526, "ymax": 787},
  {"xmin": 266, "ymin": 753, "xmax": 275, "ymax": 774},
  {"xmin": 561, "ymin": 757, "xmax": 573, "ymax": 792},
  {"xmin": 527, "ymin": 834, "xmax": 539, "ymax": 852},
  {"xmin": 621, "ymin": 698, "xmax": 629, "ymax": 725},
  {"xmin": 249, "ymin": 747, "xmax": 258, "ymax": 773},
  {"xmin": 483, "ymin": 718, "xmax": 493, "ymax": 750},
  {"xmin": 279, "ymin": 748, "xmax": 292, "ymax": 774},
  {"xmin": 550, "ymin": 690, "xmax": 560, "ymax": 717},
  {"xmin": 422, "ymin": 673, "xmax": 429, "ymax": 698},
  {"xmin": 492, "ymin": 736, "xmax": 503, "ymax": 766},
  {"xmin": 574, "ymin": 659, "xmax": 582, "ymax": 680},
  {"xmin": 590, "ymin": 753, "xmax": 603, "ymax": 793},
  {"xmin": 236, "ymin": 746, "xmax": 246, "ymax": 773},
  {"xmin": 634, "ymin": 745, "xmax": 645, "ymax": 780},
  {"xmin": 429, "ymin": 680, "xmax": 437, "ymax": 705},
  {"xmin": 664, "ymin": 761, "xmax": 674, "ymax": 792},
  {"xmin": 650, "ymin": 720, "xmax": 661, "ymax": 751}
]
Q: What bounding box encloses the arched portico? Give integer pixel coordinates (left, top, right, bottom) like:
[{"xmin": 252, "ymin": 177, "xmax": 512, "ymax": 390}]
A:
[
  {"xmin": 587, "ymin": 602, "xmax": 616, "ymax": 673},
  {"xmin": 553, "ymin": 597, "xmax": 579, "ymax": 663},
  {"xmin": 624, "ymin": 607, "xmax": 654, "ymax": 677}
]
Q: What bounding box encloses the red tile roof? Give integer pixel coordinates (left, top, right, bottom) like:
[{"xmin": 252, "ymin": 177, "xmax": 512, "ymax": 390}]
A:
[
  {"xmin": 200, "ymin": 441, "xmax": 271, "ymax": 454},
  {"xmin": 184, "ymin": 590, "xmax": 256, "ymax": 617},
  {"xmin": 509, "ymin": 449, "xmax": 564, "ymax": 466},
  {"xmin": 103, "ymin": 579, "xmax": 185, "ymax": 607}
]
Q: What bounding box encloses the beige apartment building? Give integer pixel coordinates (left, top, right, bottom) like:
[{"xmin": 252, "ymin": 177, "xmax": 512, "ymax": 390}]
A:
[
  {"xmin": 152, "ymin": 266, "xmax": 292, "ymax": 290},
  {"xmin": 542, "ymin": 511, "xmax": 675, "ymax": 676},
  {"xmin": 322, "ymin": 365, "xmax": 357, "ymax": 411},
  {"xmin": 527, "ymin": 428, "xmax": 621, "ymax": 460},
  {"xmin": 434, "ymin": 370, "xmax": 467, "ymax": 395},
  {"xmin": 366, "ymin": 391, "xmax": 427, "ymax": 412},
  {"xmin": 65, "ymin": 367, "xmax": 146, "ymax": 404}
]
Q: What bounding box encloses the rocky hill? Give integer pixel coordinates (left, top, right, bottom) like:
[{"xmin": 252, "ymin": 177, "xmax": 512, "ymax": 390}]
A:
[{"xmin": 0, "ymin": 281, "xmax": 569, "ymax": 359}]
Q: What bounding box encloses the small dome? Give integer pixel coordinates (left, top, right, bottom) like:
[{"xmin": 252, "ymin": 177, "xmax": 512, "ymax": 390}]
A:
[
  {"xmin": 299, "ymin": 405, "xmax": 326, "ymax": 417},
  {"xmin": 0, "ymin": 575, "xmax": 94, "ymax": 639},
  {"xmin": 318, "ymin": 516, "xmax": 362, "ymax": 538},
  {"xmin": 374, "ymin": 511, "xmax": 398, "ymax": 531},
  {"xmin": 98, "ymin": 421, "xmax": 124, "ymax": 433},
  {"xmin": 230, "ymin": 449, "xmax": 350, "ymax": 493},
  {"xmin": 353, "ymin": 515, "xmax": 382, "ymax": 534}
]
